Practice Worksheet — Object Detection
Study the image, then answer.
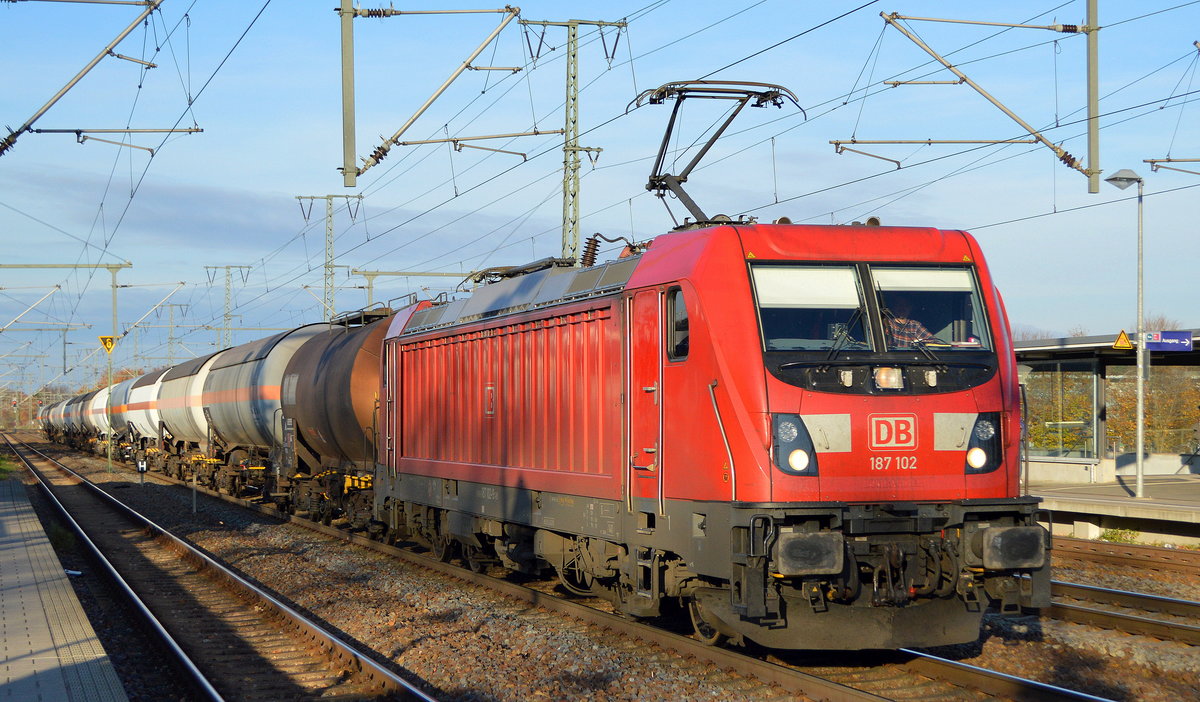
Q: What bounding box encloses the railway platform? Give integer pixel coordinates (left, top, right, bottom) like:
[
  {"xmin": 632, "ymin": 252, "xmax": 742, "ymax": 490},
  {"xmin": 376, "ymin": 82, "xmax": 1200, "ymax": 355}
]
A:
[
  {"xmin": 0, "ymin": 477, "xmax": 128, "ymax": 702},
  {"xmin": 1031, "ymin": 474, "xmax": 1200, "ymax": 545}
]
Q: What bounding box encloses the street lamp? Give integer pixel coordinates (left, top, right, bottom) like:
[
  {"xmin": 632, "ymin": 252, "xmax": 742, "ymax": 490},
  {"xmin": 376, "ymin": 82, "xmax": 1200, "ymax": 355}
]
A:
[{"xmin": 1104, "ymin": 168, "xmax": 1147, "ymax": 499}]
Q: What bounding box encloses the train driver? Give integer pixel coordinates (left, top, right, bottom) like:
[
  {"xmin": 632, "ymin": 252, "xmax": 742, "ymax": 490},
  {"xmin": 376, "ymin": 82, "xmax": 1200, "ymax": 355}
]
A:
[{"xmin": 884, "ymin": 295, "xmax": 942, "ymax": 347}]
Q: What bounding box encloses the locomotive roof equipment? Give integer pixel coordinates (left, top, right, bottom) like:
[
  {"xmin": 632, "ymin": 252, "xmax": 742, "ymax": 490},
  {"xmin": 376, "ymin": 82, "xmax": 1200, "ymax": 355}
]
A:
[{"xmin": 631, "ymin": 81, "xmax": 801, "ymax": 227}]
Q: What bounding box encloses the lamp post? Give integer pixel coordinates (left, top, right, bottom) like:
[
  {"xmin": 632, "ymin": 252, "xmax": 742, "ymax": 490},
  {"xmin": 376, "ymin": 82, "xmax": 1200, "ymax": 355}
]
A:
[{"xmin": 1104, "ymin": 168, "xmax": 1146, "ymax": 499}]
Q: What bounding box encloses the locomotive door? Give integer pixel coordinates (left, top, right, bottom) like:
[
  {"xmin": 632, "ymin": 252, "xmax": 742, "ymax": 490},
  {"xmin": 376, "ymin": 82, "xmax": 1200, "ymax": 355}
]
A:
[{"xmin": 626, "ymin": 289, "xmax": 664, "ymax": 515}]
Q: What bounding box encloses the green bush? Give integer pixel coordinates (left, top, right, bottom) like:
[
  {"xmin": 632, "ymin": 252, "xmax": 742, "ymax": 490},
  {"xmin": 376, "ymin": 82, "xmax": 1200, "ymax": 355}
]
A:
[{"xmin": 1099, "ymin": 528, "xmax": 1141, "ymax": 544}]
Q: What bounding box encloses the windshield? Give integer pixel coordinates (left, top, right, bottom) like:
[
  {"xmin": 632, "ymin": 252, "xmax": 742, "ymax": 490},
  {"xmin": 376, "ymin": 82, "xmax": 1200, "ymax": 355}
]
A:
[
  {"xmin": 874, "ymin": 266, "xmax": 992, "ymax": 351},
  {"xmin": 751, "ymin": 264, "xmax": 992, "ymax": 353},
  {"xmin": 752, "ymin": 265, "xmax": 873, "ymax": 351}
]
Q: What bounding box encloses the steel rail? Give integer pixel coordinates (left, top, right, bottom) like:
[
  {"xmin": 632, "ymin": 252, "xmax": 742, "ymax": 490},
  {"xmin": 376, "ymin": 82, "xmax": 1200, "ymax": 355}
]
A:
[
  {"xmin": 35, "ymin": 436, "xmax": 886, "ymax": 702},
  {"xmin": 1049, "ymin": 581, "xmax": 1200, "ymax": 645},
  {"xmin": 243, "ymin": 504, "xmax": 890, "ymax": 702},
  {"xmin": 238, "ymin": 491, "xmax": 1134, "ymax": 701},
  {"xmin": 898, "ymin": 651, "xmax": 1114, "ymax": 702},
  {"xmin": 3, "ymin": 433, "xmax": 222, "ymax": 702},
  {"xmin": 1049, "ymin": 602, "xmax": 1200, "ymax": 645},
  {"xmin": 9, "ymin": 435, "xmax": 435, "ymax": 702},
  {"xmin": 1053, "ymin": 581, "xmax": 1200, "ymax": 618}
]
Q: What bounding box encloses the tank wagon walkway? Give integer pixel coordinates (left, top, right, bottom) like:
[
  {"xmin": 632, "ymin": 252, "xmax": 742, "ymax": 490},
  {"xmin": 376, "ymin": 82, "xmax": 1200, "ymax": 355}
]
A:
[{"xmin": 0, "ymin": 478, "xmax": 127, "ymax": 702}]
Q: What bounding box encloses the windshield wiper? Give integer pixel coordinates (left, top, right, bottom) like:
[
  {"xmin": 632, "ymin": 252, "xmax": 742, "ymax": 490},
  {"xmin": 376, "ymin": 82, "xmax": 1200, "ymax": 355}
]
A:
[
  {"xmin": 824, "ymin": 306, "xmax": 866, "ymax": 362},
  {"xmin": 879, "ymin": 304, "xmax": 947, "ymax": 369},
  {"xmin": 912, "ymin": 339, "xmax": 949, "ymax": 370}
]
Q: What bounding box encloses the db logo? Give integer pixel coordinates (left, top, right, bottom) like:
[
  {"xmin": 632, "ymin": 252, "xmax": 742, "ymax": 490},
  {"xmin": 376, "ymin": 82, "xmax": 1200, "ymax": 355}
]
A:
[{"xmin": 869, "ymin": 414, "xmax": 917, "ymax": 450}]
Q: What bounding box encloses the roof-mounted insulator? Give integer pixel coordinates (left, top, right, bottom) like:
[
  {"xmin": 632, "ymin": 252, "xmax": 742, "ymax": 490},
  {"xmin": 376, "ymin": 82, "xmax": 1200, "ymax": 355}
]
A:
[{"xmin": 579, "ymin": 236, "xmax": 601, "ymax": 268}]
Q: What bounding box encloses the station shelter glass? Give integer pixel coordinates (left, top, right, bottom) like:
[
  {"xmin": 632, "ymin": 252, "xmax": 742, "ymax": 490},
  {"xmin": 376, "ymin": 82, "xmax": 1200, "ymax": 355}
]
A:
[{"xmin": 1017, "ymin": 332, "xmax": 1200, "ymax": 468}]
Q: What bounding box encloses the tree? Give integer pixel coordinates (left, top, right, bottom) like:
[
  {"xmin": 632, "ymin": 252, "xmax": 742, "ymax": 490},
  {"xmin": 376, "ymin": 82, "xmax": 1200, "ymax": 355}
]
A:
[
  {"xmin": 1012, "ymin": 324, "xmax": 1055, "ymax": 342},
  {"xmin": 76, "ymin": 367, "xmax": 146, "ymax": 393},
  {"xmin": 1141, "ymin": 313, "xmax": 1182, "ymax": 332}
]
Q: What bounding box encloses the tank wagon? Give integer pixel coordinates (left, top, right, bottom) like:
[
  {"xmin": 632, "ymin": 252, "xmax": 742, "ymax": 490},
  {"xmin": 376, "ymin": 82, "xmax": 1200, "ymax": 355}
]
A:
[{"xmin": 45, "ymin": 310, "xmax": 396, "ymax": 514}]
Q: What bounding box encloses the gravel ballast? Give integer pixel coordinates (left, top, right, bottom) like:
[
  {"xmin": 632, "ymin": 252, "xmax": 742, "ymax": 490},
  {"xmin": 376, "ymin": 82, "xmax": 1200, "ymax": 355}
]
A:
[{"xmin": 31, "ymin": 447, "xmax": 1200, "ymax": 701}]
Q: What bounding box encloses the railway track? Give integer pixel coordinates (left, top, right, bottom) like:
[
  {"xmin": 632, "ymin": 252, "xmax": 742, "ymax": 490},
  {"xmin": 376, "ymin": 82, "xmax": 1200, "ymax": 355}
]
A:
[
  {"xmin": 1053, "ymin": 535, "xmax": 1200, "ymax": 576},
  {"xmin": 4, "ymin": 434, "xmax": 432, "ymax": 702},
  {"xmin": 1048, "ymin": 580, "xmax": 1200, "ymax": 645},
  {"xmin": 18, "ymin": 436, "xmax": 1115, "ymax": 702},
  {"xmin": 163, "ymin": 491, "xmax": 1108, "ymax": 701}
]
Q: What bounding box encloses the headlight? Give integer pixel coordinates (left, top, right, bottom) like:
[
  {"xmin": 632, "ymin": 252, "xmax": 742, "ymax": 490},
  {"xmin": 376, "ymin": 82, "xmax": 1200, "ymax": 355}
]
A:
[
  {"xmin": 874, "ymin": 366, "xmax": 904, "ymax": 390},
  {"xmin": 773, "ymin": 414, "xmax": 818, "ymax": 476},
  {"xmin": 965, "ymin": 412, "xmax": 1002, "ymax": 474},
  {"xmin": 776, "ymin": 419, "xmax": 799, "ymax": 443}
]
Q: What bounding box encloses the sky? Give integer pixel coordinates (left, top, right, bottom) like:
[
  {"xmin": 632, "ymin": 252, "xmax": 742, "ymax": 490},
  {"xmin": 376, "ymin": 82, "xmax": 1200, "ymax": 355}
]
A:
[{"xmin": 1, "ymin": 0, "xmax": 1199, "ymax": 397}]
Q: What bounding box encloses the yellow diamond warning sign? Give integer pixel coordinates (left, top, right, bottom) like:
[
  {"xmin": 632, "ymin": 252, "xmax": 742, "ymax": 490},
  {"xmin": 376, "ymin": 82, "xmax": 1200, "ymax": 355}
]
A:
[
  {"xmin": 99, "ymin": 336, "xmax": 116, "ymax": 354},
  {"xmin": 1112, "ymin": 330, "xmax": 1133, "ymax": 350}
]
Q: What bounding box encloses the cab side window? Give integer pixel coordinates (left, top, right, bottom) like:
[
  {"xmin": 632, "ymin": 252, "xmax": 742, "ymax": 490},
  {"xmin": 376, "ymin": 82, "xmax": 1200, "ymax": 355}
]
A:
[{"xmin": 667, "ymin": 287, "xmax": 689, "ymax": 360}]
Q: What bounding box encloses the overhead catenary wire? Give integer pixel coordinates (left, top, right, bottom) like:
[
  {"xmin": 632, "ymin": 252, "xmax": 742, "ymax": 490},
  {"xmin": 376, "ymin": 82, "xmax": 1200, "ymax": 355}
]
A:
[
  {"xmin": 969, "ymin": 180, "xmax": 1200, "ymax": 231},
  {"xmin": 6, "ymin": 1, "xmax": 271, "ymax": 386},
  {"xmin": 19, "ymin": 2, "xmax": 1200, "ymax": 386},
  {"xmin": 1162, "ymin": 43, "xmax": 1200, "ymax": 156},
  {"xmin": 17, "ymin": 1, "xmax": 260, "ymax": 343},
  {"xmin": 172, "ymin": 1, "xmax": 886, "ymax": 322},
  {"xmin": 177, "ymin": 5, "xmax": 1200, "ymax": 343}
]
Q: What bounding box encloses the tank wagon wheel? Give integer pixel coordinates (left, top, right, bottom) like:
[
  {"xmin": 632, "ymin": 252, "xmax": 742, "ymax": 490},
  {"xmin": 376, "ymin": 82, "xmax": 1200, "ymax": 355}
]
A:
[
  {"xmin": 688, "ymin": 599, "xmax": 728, "ymax": 647},
  {"xmin": 225, "ymin": 450, "xmax": 249, "ymax": 496}
]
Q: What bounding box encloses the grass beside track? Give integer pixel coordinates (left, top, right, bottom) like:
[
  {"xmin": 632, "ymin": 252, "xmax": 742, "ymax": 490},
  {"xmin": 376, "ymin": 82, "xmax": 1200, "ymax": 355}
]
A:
[{"xmin": 0, "ymin": 453, "xmax": 15, "ymax": 480}]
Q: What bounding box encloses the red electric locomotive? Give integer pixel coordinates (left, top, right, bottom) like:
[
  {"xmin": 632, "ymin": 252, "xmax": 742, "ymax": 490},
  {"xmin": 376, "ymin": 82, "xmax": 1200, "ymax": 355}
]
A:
[{"xmin": 373, "ymin": 220, "xmax": 1049, "ymax": 650}]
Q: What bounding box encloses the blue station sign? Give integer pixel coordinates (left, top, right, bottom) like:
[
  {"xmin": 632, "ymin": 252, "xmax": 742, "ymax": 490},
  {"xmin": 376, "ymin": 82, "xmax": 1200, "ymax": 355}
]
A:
[{"xmin": 1142, "ymin": 330, "xmax": 1194, "ymax": 352}]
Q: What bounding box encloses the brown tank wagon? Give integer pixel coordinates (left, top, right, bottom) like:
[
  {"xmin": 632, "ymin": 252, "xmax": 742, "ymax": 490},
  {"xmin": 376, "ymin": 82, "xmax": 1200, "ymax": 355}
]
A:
[{"xmin": 281, "ymin": 312, "xmax": 394, "ymax": 470}]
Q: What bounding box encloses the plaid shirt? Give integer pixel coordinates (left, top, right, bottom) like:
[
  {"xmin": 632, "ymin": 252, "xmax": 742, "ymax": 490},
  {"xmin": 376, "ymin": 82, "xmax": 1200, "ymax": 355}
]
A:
[{"xmin": 886, "ymin": 317, "xmax": 934, "ymax": 346}]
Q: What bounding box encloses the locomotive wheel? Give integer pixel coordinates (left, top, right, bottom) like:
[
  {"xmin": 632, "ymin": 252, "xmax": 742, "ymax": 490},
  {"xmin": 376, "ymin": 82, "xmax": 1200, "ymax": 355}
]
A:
[
  {"xmin": 430, "ymin": 533, "xmax": 457, "ymax": 562},
  {"xmin": 688, "ymin": 599, "xmax": 728, "ymax": 647},
  {"xmin": 556, "ymin": 553, "xmax": 596, "ymax": 597},
  {"xmin": 464, "ymin": 545, "xmax": 488, "ymax": 573}
]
